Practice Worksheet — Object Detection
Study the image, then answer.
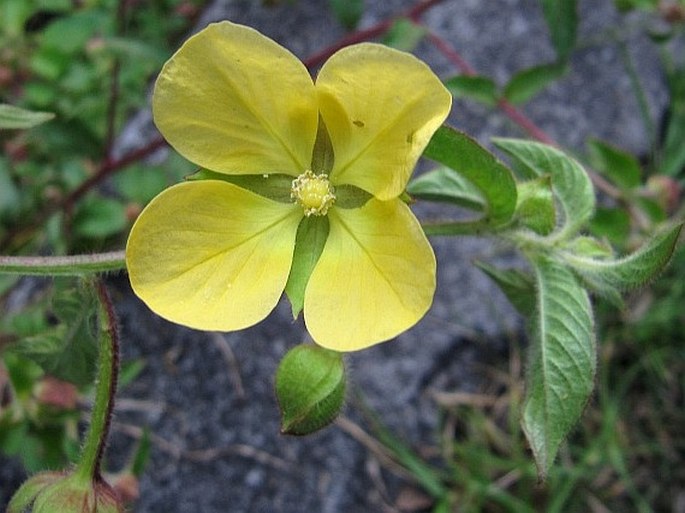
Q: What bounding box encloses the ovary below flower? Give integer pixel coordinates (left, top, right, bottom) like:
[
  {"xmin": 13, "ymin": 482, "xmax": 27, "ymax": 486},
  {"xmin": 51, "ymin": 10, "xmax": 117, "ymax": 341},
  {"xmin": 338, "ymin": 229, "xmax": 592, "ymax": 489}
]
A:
[{"xmin": 126, "ymin": 21, "xmax": 452, "ymax": 351}]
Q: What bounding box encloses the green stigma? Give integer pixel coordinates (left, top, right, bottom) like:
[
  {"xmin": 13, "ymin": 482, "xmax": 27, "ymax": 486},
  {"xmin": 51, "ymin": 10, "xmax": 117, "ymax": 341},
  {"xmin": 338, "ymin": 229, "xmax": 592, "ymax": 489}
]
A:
[{"xmin": 291, "ymin": 170, "xmax": 336, "ymax": 216}]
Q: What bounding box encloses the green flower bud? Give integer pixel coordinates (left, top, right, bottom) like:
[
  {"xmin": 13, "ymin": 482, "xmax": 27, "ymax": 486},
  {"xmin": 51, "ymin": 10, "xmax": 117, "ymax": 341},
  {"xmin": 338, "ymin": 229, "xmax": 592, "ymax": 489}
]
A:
[
  {"xmin": 7, "ymin": 471, "xmax": 123, "ymax": 513},
  {"xmin": 275, "ymin": 344, "xmax": 346, "ymax": 435},
  {"xmin": 7, "ymin": 472, "xmax": 63, "ymax": 513}
]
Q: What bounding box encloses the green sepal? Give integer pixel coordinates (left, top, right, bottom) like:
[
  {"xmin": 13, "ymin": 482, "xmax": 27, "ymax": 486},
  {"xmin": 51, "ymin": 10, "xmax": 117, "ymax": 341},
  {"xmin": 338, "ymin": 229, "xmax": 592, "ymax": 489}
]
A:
[
  {"xmin": 275, "ymin": 344, "xmax": 346, "ymax": 436},
  {"xmin": 475, "ymin": 261, "xmax": 536, "ymax": 316},
  {"xmin": 311, "ymin": 115, "xmax": 334, "ymax": 175},
  {"xmin": 284, "ymin": 216, "xmax": 330, "ymax": 318},
  {"xmin": 515, "ymin": 176, "xmax": 556, "ymax": 235},
  {"xmin": 188, "ymin": 170, "xmax": 294, "ymax": 203},
  {"xmin": 334, "ymin": 184, "xmax": 372, "ymax": 209},
  {"xmin": 423, "ymin": 126, "xmax": 517, "ymax": 227},
  {"xmin": 407, "ymin": 166, "xmax": 486, "ymax": 211}
]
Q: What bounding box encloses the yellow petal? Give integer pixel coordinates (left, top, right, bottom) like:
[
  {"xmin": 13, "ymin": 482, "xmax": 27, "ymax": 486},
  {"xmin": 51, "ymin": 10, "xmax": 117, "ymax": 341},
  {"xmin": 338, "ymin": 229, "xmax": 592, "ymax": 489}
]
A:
[
  {"xmin": 126, "ymin": 181, "xmax": 302, "ymax": 331},
  {"xmin": 316, "ymin": 43, "xmax": 452, "ymax": 199},
  {"xmin": 304, "ymin": 199, "xmax": 436, "ymax": 351},
  {"xmin": 153, "ymin": 22, "xmax": 318, "ymax": 175}
]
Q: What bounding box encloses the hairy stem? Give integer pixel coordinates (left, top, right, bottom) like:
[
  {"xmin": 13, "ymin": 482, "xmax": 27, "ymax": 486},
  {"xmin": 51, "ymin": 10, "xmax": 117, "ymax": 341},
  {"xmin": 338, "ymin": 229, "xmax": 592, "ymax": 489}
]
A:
[
  {"xmin": 0, "ymin": 251, "xmax": 126, "ymax": 276},
  {"xmin": 76, "ymin": 280, "xmax": 120, "ymax": 482}
]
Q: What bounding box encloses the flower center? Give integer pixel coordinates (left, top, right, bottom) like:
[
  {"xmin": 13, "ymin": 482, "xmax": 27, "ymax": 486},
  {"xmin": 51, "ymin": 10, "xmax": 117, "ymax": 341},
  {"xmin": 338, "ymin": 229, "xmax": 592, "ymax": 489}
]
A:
[{"xmin": 291, "ymin": 170, "xmax": 336, "ymax": 216}]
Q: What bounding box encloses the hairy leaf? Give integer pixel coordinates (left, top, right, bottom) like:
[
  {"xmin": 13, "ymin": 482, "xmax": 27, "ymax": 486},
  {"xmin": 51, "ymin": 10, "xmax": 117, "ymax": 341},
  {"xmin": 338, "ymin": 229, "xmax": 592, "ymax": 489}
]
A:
[
  {"xmin": 407, "ymin": 166, "xmax": 486, "ymax": 211},
  {"xmin": 494, "ymin": 138, "xmax": 594, "ymax": 240},
  {"xmin": 475, "ymin": 261, "xmax": 536, "ymax": 316},
  {"xmin": 424, "ymin": 126, "xmax": 517, "ymax": 227},
  {"xmin": 523, "ymin": 256, "xmax": 596, "ymax": 478},
  {"xmin": 563, "ymin": 223, "xmax": 683, "ymax": 296}
]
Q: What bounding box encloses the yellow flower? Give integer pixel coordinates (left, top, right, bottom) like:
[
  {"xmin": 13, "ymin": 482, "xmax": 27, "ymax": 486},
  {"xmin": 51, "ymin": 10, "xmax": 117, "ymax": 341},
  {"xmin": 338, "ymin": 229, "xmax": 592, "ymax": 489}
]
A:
[{"xmin": 126, "ymin": 22, "xmax": 451, "ymax": 351}]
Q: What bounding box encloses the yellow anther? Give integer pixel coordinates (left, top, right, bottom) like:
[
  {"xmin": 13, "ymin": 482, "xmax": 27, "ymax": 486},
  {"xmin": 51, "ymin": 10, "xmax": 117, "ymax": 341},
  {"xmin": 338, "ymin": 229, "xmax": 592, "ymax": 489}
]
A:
[{"xmin": 291, "ymin": 170, "xmax": 336, "ymax": 216}]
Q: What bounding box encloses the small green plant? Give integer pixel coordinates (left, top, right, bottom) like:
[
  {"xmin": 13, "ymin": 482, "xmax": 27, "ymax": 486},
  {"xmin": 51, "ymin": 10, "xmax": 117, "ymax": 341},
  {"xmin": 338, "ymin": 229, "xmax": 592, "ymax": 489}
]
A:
[{"xmin": 1, "ymin": 0, "xmax": 683, "ymax": 511}]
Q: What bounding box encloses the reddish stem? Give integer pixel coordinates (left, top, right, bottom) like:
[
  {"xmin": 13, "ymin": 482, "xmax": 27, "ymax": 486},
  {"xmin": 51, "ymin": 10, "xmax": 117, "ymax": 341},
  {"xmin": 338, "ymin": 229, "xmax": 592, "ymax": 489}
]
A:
[{"xmin": 304, "ymin": 0, "xmax": 445, "ymax": 69}]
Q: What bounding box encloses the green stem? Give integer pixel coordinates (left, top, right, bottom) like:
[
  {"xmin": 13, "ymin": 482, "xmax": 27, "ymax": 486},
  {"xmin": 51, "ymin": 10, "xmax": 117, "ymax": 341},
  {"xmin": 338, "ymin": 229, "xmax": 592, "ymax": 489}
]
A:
[
  {"xmin": 618, "ymin": 41, "xmax": 656, "ymax": 157},
  {"xmin": 75, "ymin": 280, "xmax": 119, "ymax": 483},
  {"xmin": 0, "ymin": 250, "xmax": 126, "ymax": 276}
]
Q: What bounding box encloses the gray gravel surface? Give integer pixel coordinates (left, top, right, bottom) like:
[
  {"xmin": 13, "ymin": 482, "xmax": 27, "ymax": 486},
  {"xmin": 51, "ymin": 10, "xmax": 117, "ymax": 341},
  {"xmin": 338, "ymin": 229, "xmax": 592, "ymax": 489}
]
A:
[{"xmin": 0, "ymin": 0, "xmax": 669, "ymax": 511}]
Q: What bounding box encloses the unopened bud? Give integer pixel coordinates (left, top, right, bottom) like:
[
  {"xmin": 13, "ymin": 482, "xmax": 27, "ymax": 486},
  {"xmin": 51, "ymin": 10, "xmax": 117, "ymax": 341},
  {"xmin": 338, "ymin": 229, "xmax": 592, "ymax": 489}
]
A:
[
  {"xmin": 7, "ymin": 471, "xmax": 123, "ymax": 513},
  {"xmin": 275, "ymin": 344, "xmax": 346, "ymax": 435}
]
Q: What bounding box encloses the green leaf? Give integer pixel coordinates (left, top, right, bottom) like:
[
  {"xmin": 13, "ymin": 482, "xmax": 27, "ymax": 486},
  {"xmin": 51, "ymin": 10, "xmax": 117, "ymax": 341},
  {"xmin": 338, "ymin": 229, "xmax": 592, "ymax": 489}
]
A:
[
  {"xmin": 382, "ymin": 18, "xmax": 426, "ymax": 52},
  {"xmin": 0, "ymin": 104, "xmax": 55, "ymax": 130},
  {"xmin": 660, "ymin": 79, "xmax": 685, "ymax": 176},
  {"xmin": 9, "ymin": 280, "xmax": 99, "ymax": 386},
  {"xmin": 515, "ymin": 176, "xmax": 556, "ymax": 235},
  {"xmin": 540, "ymin": 0, "xmax": 578, "ymax": 60},
  {"xmin": 493, "ymin": 138, "xmax": 594, "ymax": 240},
  {"xmin": 614, "ymin": 0, "xmax": 658, "ymax": 12},
  {"xmin": 113, "ymin": 164, "xmax": 168, "ymax": 204},
  {"xmin": 444, "ymin": 75, "xmax": 499, "ymax": 107},
  {"xmin": 587, "ymin": 139, "xmax": 641, "ymax": 190},
  {"xmin": 423, "ymin": 126, "xmax": 517, "ymax": 227},
  {"xmin": 475, "ymin": 261, "xmax": 536, "ymax": 316},
  {"xmin": 563, "ymin": 223, "xmax": 683, "ymax": 296},
  {"xmin": 276, "ymin": 344, "xmax": 346, "ymax": 435},
  {"xmin": 407, "ymin": 166, "xmax": 486, "ymax": 211},
  {"xmin": 523, "ymin": 256, "xmax": 596, "ymax": 478},
  {"xmin": 329, "ymin": 0, "xmax": 364, "ymax": 30},
  {"xmin": 73, "ymin": 197, "xmax": 127, "ymax": 239},
  {"xmin": 589, "ymin": 207, "xmax": 631, "ymax": 246},
  {"xmin": 0, "ymin": 157, "xmax": 21, "ymax": 216},
  {"xmin": 503, "ymin": 62, "xmax": 568, "ymax": 105},
  {"xmin": 284, "ymin": 216, "xmax": 330, "ymax": 318}
]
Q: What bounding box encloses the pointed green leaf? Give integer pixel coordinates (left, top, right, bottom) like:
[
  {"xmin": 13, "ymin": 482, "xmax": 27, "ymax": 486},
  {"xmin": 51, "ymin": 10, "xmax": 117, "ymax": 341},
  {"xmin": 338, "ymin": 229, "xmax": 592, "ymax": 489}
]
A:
[
  {"xmin": 494, "ymin": 138, "xmax": 594, "ymax": 240},
  {"xmin": 503, "ymin": 62, "xmax": 568, "ymax": 105},
  {"xmin": 563, "ymin": 223, "xmax": 683, "ymax": 294},
  {"xmin": 276, "ymin": 344, "xmax": 345, "ymax": 436},
  {"xmin": 540, "ymin": 0, "xmax": 578, "ymax": 60},
  {"xmin": 382, "ymin": 18, "xmax": 426, "ymax": 52},
  {"xmin": 444, "ymin": 75, "xmax": 499, "ymax": 106},
  {"xmin": 329, "ymin": 0, "xmax": 364, "ymax": 30},
  {"xmin": 515, "ymin": 176, "xmax": 556, "ymax": 235},
  {"xmin": 407, "ymin": 166, "xmax": 486, "ymax": 211},
  {"xmin": 661, "ymin": 107, "xmax": 685, "ymax": 176},
  {"xmin": 285, "ymin": 216, "xmax": 330, "ymax": 318},
  {"xmin": 423, "ymin": 126, "xmax": 517, "ymax": 227},
  {"xmin": 0, "ymin": 104, "xmax": 55, "ymax": 130},
  {"xmin": 589, "ymin": 207, "xmax": 631, "ymax": 246},
  {"xmin": 524, "ymin": 257, "xmax": 596, "ymax": 478},
  {"xmin": 8, "ymin": 280, "xmax": 99, "ymax": 386},
  {"xmin": 587, "ymin": 139, "xmax": 641, "ymax": 190},
  {"xmin": 475, "ymin": 261, "xmax": 536, "ymax": 316}
]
